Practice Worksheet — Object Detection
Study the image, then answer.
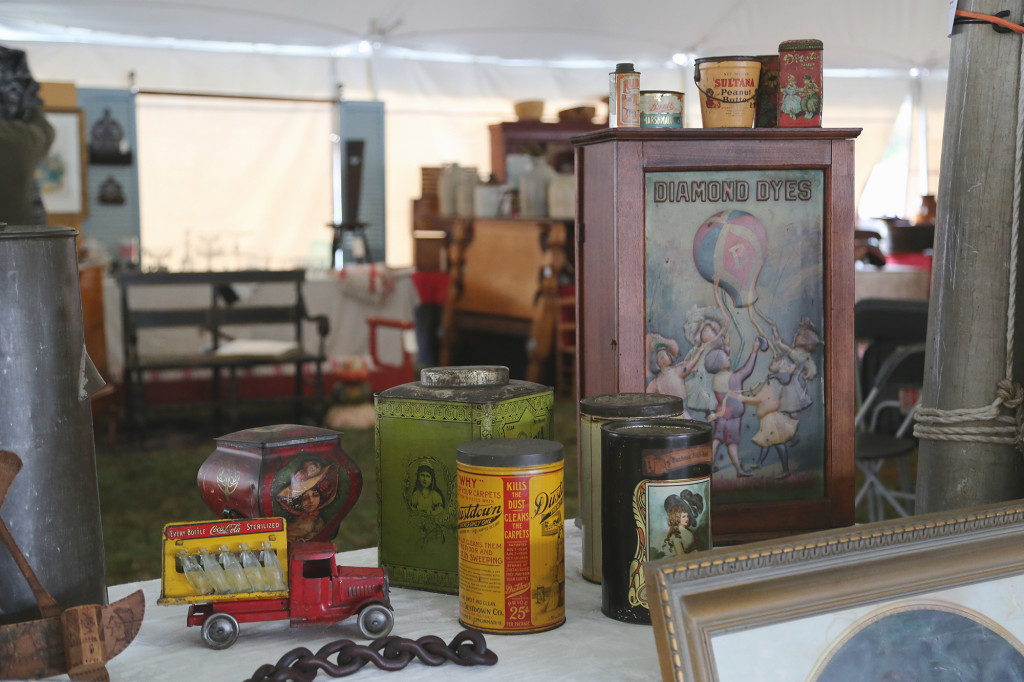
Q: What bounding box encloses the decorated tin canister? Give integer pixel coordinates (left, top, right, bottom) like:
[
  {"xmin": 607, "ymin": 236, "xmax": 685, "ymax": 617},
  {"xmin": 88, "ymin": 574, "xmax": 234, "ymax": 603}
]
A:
[
  {"xmin": 197, "ymin": 424, "xmax": 362, "ymax": 545},
  {"xmin": 778, "ymin": 39, "xmax": 823, "ymax": 127},
  {"xmin": 375, "ymin": 366, "xmax": 553, "ymax": 594},
  {"xmin": 578, "ymin": 393, "xmax": 686, "ymax": 584},
  {"xmin": 754, "ymin": 55, "xmax": 780, "ymax": 128},
  {"xmin": 608, "ymin": 62, "xmax": 640, "ymax": 128},
  {"xmin": 601, "ymin": 419, "xmax": 711, "ymax": 624},
  {"xmin": 693, "ymin": 56, "xmax": 761, "ymax": 128},
  {"xmin": 639, "ymin": 90, "xmax": 683, "ymax": 128},
  {"xmin": 457, "ymin": 438, "xmax": 565, "ymax": 634}
]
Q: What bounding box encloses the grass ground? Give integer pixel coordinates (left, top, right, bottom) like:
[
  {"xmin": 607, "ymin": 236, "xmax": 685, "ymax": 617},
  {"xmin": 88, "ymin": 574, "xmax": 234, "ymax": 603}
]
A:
[{"xmin": 95, "ymin": 397, "xmax": 580, "ymax": 586}]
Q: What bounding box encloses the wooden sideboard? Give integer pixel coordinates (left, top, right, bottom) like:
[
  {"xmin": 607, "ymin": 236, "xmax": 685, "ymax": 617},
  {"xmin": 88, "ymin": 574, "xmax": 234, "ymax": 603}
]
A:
[
  {"xmin": 489, "ymin": 120, "xmax": 604, "ymax": 181},
  {"xmin": 439, "ymin": 218, "xmax": 572, "ymax": 387}
]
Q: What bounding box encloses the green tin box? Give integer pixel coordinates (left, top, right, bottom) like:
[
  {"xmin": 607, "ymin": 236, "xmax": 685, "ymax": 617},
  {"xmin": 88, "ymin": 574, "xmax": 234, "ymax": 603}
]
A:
[{"xmin": 374, "ymin": 365, "xmax": 553, "ymax": 593}]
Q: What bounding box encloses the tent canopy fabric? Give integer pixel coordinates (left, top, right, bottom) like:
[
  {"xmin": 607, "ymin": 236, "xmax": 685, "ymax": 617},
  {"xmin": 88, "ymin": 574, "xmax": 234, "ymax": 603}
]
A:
[{"xmin": 0, "ymin": 3, "xmax": 955, "ymax": 267}]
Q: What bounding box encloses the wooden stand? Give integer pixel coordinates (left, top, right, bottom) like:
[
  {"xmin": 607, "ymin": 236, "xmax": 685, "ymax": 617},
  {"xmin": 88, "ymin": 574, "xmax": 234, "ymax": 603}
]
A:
[{"xmin": 573, "ymin": 127, "xmax": 860, "ymax": 542}]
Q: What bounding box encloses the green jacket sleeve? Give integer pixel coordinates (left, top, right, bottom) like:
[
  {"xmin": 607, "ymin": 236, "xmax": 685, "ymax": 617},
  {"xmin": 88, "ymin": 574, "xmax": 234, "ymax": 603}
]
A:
[{"xmin": 0, "ymin": 109, "xmax": 56, "ymax": 224}]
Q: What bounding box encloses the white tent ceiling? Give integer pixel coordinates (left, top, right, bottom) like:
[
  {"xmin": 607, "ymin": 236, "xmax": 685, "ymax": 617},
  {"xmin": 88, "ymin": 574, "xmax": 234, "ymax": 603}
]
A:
[
  {"xmin": 1, "ymin": 1, "xmax": 952, "ymax": 73},
  {"xmin": 0, "ymin": 2, "xmax": 957, "ymax": 268}
]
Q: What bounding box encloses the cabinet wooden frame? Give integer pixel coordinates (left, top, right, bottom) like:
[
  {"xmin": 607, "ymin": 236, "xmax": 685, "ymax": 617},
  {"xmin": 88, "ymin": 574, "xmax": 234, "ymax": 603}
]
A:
[{"xmin": 572, "ymin": 128, "xmax": 861, "ymax": 543}]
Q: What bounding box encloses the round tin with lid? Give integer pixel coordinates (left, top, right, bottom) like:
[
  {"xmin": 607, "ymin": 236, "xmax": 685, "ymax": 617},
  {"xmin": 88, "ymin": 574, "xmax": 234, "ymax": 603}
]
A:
[
  {"xmin": 456, "ymin": 438, "xmax": 565, "ymax": 633},
  {"xmin": 578, "ymin": 393, "xmax": 686, "ymax": 583},
  {"xmin": 600, "ymin": 418, "xmax": 711, "ymax": 624}
]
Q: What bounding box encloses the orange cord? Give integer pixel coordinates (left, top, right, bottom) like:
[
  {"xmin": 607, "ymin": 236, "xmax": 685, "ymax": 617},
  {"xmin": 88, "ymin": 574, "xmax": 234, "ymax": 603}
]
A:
[{"xmin": 955, "ymin": 8, "xmax": 1024, "ymax": 34}]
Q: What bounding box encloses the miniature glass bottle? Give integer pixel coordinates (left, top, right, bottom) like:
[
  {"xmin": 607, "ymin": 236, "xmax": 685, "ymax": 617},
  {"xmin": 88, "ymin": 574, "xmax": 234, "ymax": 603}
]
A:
[
  {"xmin": 219, "ymin": 545, "xmax": 252, "ymax": 593},
  {"xmin": 239, "ymin": 542, "xmax": 271, "ymax": 591},
  {"xmin": 179, "ymin": 549, "xmax": 213, "ymax": 595},
  {"xmin": 261, "ymin": 541, "xmax": 288, "ymax": 591},
  {"xmin": 198, "ymin": 547, "xmax": 233, "ymax": 594}
]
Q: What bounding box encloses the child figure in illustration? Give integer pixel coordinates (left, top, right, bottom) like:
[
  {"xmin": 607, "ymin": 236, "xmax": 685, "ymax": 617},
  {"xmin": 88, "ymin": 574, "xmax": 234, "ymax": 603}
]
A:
[
  {"xmin": 744, "ymin": 357, "xmax": 800, "ymax": 479},
  {"xmin": 408, "ymin": 464, "xmax": 446, "ymax": 516},
  {"xmin": 707, "ymin": 333, "xmax": 769, "ymax": 478},
  {"xmin": 660, "ymin": 490, "xmax": 705, "ymax": 556},
  {"xmin": 646, "ymin": 332, "xmax": 705, "ymax": 416},
  {"xmin": 800, "ymin": 74, "xmax": 821, "ymax": 119},
  {"xmin": 772, "ymin": 316, "xmax": 820, "ymax": 448},
  {"xmin": 781, "ymin": 74, "xmax": 803, "ymax": 120},
  {"xmin": 704, "ymin": 88, "xmax": 721, "ymax": 109},
  {"xmin": 681, "ymin": 305, "xmax": 729, "ymax": 420}
]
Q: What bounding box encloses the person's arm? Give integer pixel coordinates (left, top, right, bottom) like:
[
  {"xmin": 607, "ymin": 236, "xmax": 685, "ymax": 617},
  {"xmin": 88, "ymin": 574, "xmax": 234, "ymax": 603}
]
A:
[{"xmin": 0, "ymin": 109, "xmax": 55, "ymax": 224}]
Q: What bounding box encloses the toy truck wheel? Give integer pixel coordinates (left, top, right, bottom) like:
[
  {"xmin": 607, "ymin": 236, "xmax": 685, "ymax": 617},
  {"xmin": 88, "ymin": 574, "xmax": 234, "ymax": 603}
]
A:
[
  {"xmin": 201, "ymin": 612, "xmax": 240, "ymax": 649},
  {"xmin": 357, "ymin": 604, "xmax": 394, "ymax": 638}
]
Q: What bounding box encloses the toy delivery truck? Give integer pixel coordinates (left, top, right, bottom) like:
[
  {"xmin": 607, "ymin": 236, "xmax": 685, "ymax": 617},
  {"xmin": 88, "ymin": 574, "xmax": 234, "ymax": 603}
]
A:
[{"xmin": 159, "ymin": 517, "xmax": 393, "ymax": 649}]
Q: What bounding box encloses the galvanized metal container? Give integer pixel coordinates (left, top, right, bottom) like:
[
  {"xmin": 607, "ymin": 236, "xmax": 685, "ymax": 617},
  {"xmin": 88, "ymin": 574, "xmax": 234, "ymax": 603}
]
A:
[
  {"xmin": 601, "ymin": 419, "xmax": 711, "ymax": 624},
  {"xmin": 0, "ymin": 224, "xmax": 106, "ymax": 624},
  {"xmin": 456, "ymin": 438, "xmax": 564, "ymax": 633},
  {"xmin": 578, "ymin": 392, "xmax": 685, "ymax": 583},
  {"xmin": 374, "ymin": 365, "xmax": 553, "ymax": 593}
]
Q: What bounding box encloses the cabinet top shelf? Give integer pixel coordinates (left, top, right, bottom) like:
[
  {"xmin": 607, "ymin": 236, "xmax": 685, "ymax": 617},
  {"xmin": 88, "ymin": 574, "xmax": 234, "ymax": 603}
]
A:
[{"xmin": 571, "ymin": 127, "xmax": 863, "ymax": 146}]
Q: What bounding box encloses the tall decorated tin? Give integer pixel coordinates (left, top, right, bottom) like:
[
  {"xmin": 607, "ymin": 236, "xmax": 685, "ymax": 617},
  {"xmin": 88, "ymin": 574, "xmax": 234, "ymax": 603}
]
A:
[
  {"xmin": 197, "ymin": 424, "xmax": 362, "ymax": 544},
  {"xmin": 754, "ymin": 54, "xmax": 780, "ymax": 128},
  {"xmin": 578, "ymin": 392, "xmax": 685, "ymax": 584},
  {"xmin": 375, "ymin": 366, "xmax": 553, "ymax": 593},
  {"xmin": 778, "ymin": 39, "xmax": 823, "ymax": 127},
  {"xmin": 601, "ymin": 419, "xmax": 711, "ymax": 624},
  {"xmin": 456, "ymin": 439, "xmax": 565, "ymax": 634}
]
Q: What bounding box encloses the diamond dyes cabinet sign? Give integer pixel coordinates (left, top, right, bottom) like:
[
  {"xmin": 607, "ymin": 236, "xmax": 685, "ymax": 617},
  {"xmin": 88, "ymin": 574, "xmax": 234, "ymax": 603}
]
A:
[{"xmin": 571, "ymin": 128, "xmax": 860, "ymax": 543}]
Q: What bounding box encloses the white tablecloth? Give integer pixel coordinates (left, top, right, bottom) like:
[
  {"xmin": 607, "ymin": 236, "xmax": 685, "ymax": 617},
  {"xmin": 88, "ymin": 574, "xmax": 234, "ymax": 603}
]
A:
[
  {"xmin": 41, "ymin": 523, "xmax": 660, "ymax": 681},
  {"xmin": 102, "ymin": 268, "xmax": 418, "ymax": 380}
]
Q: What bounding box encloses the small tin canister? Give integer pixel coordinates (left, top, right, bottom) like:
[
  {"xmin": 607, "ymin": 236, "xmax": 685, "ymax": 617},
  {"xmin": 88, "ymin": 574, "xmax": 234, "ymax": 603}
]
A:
[
  {"xmin": 457, "ymin": 439, "xmax": 565, "ymax": 634},
  {"xmin": 198, "ymin": 424, "xmax": 362, "ymax": 544},
  {"xmin": 639, "ymin": 90, "xmax": 683, "ymax": 128},
  {"xmin": 375, "ymin": 366, "xmax": 553, "ymax": 594},
  {"xmin": 754, "ymin": 55, "xmax": 780, "ymax": 128},
  {"xmin": 601, "ymin": 419, "xmax": 711, "ymax": 624},
  {"xmin": 609, "ymin": 62, "xmax": 640, "ymax": 128},
  {"xmin": 579, "ymin": 393, "xmax": 686, "ymax": 583},
  {"xmin": 778, "ymin": 39, "xmax": 823, "ymax": 127}
]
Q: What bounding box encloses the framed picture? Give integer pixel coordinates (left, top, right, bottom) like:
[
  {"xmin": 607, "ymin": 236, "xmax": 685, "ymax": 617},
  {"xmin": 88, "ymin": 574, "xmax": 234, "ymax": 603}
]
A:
[
  {"xmin": 573, "ymin": 128, "xmax": 859, "ymax": 542},
  {"xmin": 644, "ymin": 500, "xmax": 1024, "ymax": 682},
  {"xmin": 36, "ymin": 108, "xmax": 88, "ymax": 218}
]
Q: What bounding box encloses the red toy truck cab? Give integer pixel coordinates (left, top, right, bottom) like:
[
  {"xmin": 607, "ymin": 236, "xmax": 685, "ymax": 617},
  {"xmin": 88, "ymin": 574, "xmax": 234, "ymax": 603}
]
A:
[{"xmin": 160, "ymin": 520, "xmax": 393, "ymax": 650}]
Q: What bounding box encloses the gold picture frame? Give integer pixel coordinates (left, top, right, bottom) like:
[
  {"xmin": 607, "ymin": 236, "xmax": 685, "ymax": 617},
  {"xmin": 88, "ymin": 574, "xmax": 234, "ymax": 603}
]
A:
[
  {"xmin": 37, "ymin": 108, "xmax": 89, "ymax": 220},
  {"xmin": 645, "ymin": 501, "xmax": 1024, "ymax": 681}
]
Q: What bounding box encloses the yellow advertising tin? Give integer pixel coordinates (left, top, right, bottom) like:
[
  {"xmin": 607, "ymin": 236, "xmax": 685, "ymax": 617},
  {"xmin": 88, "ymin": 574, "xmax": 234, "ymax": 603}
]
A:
[{"xmin": 456, "ymin": 439, "xmax": 565, "ymax": 634}]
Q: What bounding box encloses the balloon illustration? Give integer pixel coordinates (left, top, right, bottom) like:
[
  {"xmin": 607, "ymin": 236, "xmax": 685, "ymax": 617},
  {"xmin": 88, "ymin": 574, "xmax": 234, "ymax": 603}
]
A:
[{"xmin": 692, "ymin": 210, "xmax": 768, "ymax": 308}]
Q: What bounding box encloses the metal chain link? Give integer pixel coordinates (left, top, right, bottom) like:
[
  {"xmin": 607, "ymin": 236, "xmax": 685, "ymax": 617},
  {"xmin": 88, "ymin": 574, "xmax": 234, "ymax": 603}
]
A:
[{"xmin": 244, "ymin": 629, "xmax": 498, "ymax": 681}]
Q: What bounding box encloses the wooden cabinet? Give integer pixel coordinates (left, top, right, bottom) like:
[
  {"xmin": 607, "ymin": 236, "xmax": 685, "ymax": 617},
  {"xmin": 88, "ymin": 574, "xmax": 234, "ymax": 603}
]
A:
[
  {"xmin": 573, "ymin": 127, "xmax": 861, "ymax": 542},
  {"xmin": 490, "ymin": 120, "xmax": 604, "ymax": 181}
]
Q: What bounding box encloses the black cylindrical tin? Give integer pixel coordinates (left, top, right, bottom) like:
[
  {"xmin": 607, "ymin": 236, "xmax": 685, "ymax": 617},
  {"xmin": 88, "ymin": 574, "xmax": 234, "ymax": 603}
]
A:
[
  {"xmin": 578, "ymin": 393, "xmax": 685, "ymax": 584},
  {"xmin": 600, "ymin": 419, "xmax": 712, "ymax": 624}
]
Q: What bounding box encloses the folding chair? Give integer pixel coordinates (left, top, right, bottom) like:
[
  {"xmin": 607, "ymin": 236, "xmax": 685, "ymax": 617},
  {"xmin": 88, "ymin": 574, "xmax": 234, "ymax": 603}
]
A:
[{"xmin": 853, "ymin": 298, "xmax": 929, "ymax": 522}]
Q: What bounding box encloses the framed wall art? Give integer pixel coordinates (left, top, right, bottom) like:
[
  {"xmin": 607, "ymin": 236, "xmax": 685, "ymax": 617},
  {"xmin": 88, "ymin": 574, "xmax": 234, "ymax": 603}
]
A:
[
  {"xmin": 644, "ymin": 500, "xmax": 1024, "ymax": 682},
  {"xmin": 573, "ymin": 128, "xmax": 860, "ymax": 543},
  {"xmin": 36, "ymin": 108, "xmax": 88, "ymax": 219}
]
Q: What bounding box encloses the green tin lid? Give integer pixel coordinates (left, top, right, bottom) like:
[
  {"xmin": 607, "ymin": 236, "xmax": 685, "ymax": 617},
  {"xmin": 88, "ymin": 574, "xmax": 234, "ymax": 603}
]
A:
[
  {"xmin": 456, "ymin": 438, "xmax": 563, "ymax": 468},
  {"xmin": 580, "ymin": 392, "xmax": 685, "ymax": 419}
]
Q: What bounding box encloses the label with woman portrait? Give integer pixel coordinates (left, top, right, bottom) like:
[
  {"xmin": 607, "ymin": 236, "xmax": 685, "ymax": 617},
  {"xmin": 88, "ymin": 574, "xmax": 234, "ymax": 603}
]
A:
[{"xmin": 628, "ymin": 477, "xmax": 711, "ymax": 611}]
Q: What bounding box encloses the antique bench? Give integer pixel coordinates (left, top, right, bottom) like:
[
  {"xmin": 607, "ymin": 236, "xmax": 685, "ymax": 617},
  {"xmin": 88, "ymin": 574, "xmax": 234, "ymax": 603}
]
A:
[{"xmin": 117, "ymin": 269, "xmax": 329, "ymax": 434}]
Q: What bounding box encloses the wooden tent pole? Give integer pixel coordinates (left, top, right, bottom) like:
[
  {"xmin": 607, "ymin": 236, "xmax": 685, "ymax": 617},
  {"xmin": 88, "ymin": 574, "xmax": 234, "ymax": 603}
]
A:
[{"xmin": 916, "ymin": 0, "xmax": 1024, "ymax": 511}]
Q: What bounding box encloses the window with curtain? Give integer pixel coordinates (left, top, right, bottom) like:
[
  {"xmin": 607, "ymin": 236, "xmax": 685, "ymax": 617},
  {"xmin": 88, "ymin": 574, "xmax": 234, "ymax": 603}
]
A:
[{"xmin": 135, "ymin": 94, "xmax": 333, "ymax": 272}]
